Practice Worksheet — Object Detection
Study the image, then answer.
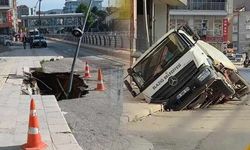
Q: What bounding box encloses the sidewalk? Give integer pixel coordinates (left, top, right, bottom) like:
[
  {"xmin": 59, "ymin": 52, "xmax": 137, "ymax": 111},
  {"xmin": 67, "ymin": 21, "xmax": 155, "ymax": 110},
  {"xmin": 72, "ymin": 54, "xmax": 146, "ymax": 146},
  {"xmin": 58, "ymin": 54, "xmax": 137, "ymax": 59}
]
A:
[{"xmin": 0, "ymin": 50, "xmax": 82, "ymax": 149}]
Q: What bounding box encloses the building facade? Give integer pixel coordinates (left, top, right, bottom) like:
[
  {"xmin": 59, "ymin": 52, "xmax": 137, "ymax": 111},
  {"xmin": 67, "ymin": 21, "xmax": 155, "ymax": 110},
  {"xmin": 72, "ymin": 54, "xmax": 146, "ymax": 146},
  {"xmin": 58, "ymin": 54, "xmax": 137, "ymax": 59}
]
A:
[
  {"xmin": 133, "ymin": 0, "xmax": 187, "ymax": 53},
  {"xmin": 63, "ymin": 1, "xmax": 81, "ymax": 13},
  {"xmin": 44, "ymin": 9, "xmax": 63, "ymax": 14},
  {"xmin": 0, "ymin": 0, "xmax": 18, "ymax": 34},
  {"xmin": 170, "ymin": 0, "xmax": 233, "ymax": 50},
  {"xmin": 232, "ymin": 0, "xmax": 250, "ymax": 53},
  {"xmin": 77, "ymin": 0, "xmax": 103, "ymax": 10},
  {"xmin": 17, "ymin": 5, "xmax": 29, "ymax": 19},
  {"xmin": 63, "ymin": 0, "xmax": 103, "ymax": 13}
]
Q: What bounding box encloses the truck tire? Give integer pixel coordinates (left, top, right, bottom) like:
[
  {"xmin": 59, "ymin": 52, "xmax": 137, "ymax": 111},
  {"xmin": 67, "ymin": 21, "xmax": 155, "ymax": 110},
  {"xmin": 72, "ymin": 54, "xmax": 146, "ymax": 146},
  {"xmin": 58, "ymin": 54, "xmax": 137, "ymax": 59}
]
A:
[{"xmin": 187, "ymin": 92, "xmax": 207, "ymax": 109}]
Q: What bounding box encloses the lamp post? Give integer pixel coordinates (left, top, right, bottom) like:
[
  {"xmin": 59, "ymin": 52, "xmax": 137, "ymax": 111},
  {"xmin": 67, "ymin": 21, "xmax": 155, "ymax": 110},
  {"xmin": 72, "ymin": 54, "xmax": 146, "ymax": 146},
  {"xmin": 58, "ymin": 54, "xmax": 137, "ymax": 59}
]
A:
[{"xmin": 66, "ymin": 0, "xmax": 93, "ymax": 98}]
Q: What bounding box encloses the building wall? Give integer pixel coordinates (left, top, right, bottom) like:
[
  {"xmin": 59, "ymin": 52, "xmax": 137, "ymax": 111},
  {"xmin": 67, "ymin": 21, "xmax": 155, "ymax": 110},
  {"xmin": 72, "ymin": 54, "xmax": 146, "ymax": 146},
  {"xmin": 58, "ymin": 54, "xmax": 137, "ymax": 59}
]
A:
[
  {"xmin": 232, "ymin": 11, "xmax": 250, "ymax": 53},
  {"xmin": 63, "ymin": 0, "xmax": 104, "ymax": 13},
  {"xmin": 17, "ymin": 5, "xmax": 29, "ymax": 19},
  {"xmin": 0, "ymin": 0, "xmax": 17, "ymax": 34},
  {"xmin": 170, "ymin": 0, "xmax": 232, "ymax": 50},
  {"xmin": 154, "ymin": 4, "xmax": 168, "ymax": 42}
]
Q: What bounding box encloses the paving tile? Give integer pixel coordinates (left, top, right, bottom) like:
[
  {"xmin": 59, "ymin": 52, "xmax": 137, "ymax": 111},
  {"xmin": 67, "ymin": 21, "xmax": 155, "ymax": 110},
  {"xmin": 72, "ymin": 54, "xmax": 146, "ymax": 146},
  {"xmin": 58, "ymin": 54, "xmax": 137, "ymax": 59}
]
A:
[
  {"xmin": 44, "ymin": 106, "xmax": 61, "ymax": 113},
  {"xmin": 47, "ymin": 117, "xmax": 67, "ymax": 125},
  {"xmin": 13, "ymin": 133, "xmax": 26, "ymax": 145},
  {"xmin": 0, "ymin": 133, "xmax": 14, "ymax": 146},
  {"xmin": 54, "ymin": 144, "xmax": 83, "ymax": 150},
  {"xmin": 46, "ymin": 112, "xmax": 64, "ymax": 119},
  {"xmin": 51, "ymin": 133, "xmax": 77, "ymax": 145},
  {"xmin": 0, "ymin": 117, "xmax": 17, "ymax": 129},
  {"xmin": 40, "ymin": 130, "xmax": 52, "ymax": 142},
  {"xmin": 48, "ymin": 124, "xmax": 71, "ymax": 133}
]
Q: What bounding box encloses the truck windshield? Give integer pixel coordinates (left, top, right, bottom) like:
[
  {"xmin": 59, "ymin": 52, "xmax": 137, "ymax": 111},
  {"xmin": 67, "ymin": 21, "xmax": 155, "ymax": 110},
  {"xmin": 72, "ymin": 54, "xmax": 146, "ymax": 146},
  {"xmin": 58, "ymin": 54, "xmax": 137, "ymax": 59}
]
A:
[{"xmin": 132, "ymin": 32, "xmax": 189, "ymax": 89}]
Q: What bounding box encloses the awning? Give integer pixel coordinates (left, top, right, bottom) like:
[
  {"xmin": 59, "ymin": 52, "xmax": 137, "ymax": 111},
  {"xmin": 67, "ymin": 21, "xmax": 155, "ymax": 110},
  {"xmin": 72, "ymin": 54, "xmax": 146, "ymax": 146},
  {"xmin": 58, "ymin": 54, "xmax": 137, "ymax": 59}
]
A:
[{"xmin": 154, "ymin": 0, "xmax": 187, "ymax": 6}]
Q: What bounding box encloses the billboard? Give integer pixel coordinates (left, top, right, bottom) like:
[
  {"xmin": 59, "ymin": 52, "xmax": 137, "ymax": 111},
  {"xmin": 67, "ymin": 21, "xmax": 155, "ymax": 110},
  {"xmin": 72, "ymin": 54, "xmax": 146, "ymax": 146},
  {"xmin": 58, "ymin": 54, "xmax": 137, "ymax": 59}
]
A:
[{"xmin": 223, "ymin": 18, "xmax": 228, "ymax": 42}]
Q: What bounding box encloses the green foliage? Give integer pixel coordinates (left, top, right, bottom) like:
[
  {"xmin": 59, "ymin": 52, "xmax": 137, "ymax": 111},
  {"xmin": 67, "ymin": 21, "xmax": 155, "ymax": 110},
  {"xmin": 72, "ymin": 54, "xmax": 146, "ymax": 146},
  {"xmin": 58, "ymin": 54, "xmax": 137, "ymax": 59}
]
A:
[
  {"xmin": 75, "ymin": 3, "xmax": 88, "ymax": 13},
  {"xmin": 75, "ymin": 3, "xmax": 109, "ymax": 31}
]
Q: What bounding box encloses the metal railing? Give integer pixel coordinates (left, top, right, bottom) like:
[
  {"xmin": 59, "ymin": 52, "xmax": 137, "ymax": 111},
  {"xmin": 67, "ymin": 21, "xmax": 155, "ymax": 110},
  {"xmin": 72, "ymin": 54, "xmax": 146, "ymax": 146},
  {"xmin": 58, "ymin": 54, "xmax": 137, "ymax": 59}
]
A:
[{"xmin": 47, "ymin": 32, "xmax": 131, "ymax": 50}]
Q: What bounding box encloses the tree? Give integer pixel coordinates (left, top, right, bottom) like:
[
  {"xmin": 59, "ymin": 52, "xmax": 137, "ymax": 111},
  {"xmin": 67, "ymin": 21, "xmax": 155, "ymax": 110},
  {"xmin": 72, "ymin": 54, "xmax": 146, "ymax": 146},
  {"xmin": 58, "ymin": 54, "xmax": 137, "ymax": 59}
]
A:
[
  {"xmin": 75, "ymin": 3, "xmax": 95, "ymax": 31},
  {"xmin": 76, "ymin": 3, "xmax": 109, "ymax": 32}
]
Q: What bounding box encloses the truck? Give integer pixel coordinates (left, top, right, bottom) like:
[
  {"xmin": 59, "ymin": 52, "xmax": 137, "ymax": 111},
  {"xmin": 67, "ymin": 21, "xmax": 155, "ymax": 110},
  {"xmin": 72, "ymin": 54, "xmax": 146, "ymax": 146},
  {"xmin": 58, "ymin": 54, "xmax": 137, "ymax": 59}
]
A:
[{"xmin": 124, "ymin": 25, "xmax": 249, "ymax": 111}]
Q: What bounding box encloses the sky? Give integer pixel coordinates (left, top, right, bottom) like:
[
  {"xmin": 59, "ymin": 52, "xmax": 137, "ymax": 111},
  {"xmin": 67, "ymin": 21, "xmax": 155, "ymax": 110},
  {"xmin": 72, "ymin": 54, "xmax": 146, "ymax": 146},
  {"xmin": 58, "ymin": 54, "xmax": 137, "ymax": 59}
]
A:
[{"xmin": 17, "ymin": 0, "xmax": 108, "ymax": 11}]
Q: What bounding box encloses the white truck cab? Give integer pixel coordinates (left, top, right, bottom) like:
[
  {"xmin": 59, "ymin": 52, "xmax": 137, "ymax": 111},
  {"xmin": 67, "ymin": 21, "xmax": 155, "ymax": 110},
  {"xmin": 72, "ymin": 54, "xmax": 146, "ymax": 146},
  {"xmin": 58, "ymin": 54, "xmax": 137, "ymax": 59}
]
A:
[{"xmin": 125, "ymin": 25, "xmax": 249, "ymax": 111}]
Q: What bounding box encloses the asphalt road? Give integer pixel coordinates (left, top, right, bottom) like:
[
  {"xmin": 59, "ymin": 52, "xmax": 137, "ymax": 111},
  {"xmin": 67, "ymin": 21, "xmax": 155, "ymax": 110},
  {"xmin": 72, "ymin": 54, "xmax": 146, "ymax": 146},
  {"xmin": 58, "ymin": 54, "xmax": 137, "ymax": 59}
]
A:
[
  {"xmin": 0, "ymin": 41, "xmax": 135, "ymax": 150},
  {"xmin": 122, "ymin": 68, "xmax": 250, "ymax": 150},
  {"xmin": 47, "ymin": 40, "xmax": 130, "ymax": 65},
  {"xmin": 45, "ymin": 40, "xmax": 132, "ymax": 149}
]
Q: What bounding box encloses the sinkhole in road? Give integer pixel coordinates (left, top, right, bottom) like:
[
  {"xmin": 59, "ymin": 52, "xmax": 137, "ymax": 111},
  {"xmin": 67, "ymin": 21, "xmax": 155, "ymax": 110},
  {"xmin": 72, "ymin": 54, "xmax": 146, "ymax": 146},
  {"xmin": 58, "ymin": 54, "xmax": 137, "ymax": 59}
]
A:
[{"xmin": 23, "ymin": 70, "xmax": 89, "ymax": 100}]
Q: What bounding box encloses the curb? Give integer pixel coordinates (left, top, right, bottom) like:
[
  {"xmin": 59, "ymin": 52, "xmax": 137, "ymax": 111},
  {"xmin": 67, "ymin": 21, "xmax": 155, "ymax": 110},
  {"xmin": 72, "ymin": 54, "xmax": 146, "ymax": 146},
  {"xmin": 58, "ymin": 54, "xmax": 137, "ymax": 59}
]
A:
[{"xmin": 121, "ymin": 104, "xmax": 162, "ymax": 123}]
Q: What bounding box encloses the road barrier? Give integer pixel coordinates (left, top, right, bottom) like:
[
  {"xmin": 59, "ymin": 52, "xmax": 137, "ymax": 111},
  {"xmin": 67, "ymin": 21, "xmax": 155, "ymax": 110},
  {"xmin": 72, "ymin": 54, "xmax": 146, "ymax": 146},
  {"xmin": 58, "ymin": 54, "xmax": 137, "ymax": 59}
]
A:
[{"xmin": 47, "ymin": 32, "xmax": 130, "ymax": 50}]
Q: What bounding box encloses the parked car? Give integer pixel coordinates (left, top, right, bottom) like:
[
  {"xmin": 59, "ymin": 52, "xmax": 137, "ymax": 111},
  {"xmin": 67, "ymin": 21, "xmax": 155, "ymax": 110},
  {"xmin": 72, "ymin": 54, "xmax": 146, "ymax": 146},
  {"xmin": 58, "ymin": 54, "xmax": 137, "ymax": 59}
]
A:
[
  {"xmin": 30, "ymin": 36, "xmax": 47, "ymax": 48},
  {"xmin": 235, "ymin": 54, "xmax": 244, "ymax": 62},
  {"xmin": 0, "ymin": 35, "xmax": 13, "ymax": 46}
]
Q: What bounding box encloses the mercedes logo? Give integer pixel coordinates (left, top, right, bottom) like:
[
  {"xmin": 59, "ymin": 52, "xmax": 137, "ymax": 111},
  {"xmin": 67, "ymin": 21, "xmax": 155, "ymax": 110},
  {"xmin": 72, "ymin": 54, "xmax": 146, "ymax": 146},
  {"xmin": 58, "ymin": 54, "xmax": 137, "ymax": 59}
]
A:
[{"xmin": 168, "ymin": 76, "xmax": 178, "ymax": 86}]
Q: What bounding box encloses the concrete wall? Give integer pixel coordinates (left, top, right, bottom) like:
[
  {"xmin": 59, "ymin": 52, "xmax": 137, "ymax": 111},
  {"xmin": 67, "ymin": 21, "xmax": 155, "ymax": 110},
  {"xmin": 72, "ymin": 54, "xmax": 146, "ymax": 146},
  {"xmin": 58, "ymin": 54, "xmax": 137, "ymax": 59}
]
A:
[{"xmin": 154, "ymin": 3, "xmax": 168, "ymax": 43}]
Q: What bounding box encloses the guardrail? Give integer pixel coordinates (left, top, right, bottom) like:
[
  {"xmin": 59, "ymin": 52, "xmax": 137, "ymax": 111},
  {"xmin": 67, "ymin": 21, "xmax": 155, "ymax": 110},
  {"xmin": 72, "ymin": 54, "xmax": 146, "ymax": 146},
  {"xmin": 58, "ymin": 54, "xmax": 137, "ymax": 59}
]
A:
[{"xmin": 47, "ymin": 32, "xmax": 131, "ymax": 50}]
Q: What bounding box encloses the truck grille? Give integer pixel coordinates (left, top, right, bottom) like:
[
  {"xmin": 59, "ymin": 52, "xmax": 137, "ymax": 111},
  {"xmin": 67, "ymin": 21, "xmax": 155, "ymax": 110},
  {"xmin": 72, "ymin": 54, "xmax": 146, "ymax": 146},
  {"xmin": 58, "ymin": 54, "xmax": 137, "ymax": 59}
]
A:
[{"xmin": 152, "ymin": 61, "xmax": 198, "ymax": 101}]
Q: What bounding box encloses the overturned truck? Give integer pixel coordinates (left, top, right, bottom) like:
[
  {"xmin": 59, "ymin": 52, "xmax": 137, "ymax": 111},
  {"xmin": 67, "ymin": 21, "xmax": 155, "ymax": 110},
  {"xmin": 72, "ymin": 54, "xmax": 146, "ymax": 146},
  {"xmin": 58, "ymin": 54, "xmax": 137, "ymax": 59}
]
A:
[{"xmin": 124, "ymin": 25, "xmax": 249, "ymax": 111}]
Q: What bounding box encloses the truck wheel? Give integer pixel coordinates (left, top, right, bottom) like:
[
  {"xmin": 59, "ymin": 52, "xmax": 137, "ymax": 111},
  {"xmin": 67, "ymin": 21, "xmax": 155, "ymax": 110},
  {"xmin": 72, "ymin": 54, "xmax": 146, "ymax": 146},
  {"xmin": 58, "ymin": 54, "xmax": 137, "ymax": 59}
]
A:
[
  {"xmin": 187, "ymin": 92, "xmax": 207, "ymax": 109},
  {"xmin": 172, "ymin": 97, "xmax": 200, "ymax": 111}
]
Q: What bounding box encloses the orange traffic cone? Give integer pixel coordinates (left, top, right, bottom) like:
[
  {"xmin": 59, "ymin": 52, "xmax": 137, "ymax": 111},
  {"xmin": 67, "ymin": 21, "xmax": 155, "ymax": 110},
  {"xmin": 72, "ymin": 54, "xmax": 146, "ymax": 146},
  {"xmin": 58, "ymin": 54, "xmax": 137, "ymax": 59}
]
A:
[
  {"xmin": 22, "ymin": 98, "xmax": 47, "ymax": 150},
  {"xmin": 84, "ymin": 62, "xmax": 92, "ymax": 78},
  {"xmin": 96, "ymin": 69, "xmax": 105, "ymax": 91}
]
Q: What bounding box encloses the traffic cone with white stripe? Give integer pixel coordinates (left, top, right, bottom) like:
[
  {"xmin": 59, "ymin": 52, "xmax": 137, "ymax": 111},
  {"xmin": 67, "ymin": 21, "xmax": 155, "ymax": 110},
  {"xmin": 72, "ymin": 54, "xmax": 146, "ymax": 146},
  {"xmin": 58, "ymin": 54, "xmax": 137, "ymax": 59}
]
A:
[
  {"xmin": 84, "ymin": 62, "xmax": 92, "ymax": 78},
  {"xmin": 96, "ymin": 69, "xmax": 105, "ymax": 91},
  {"xmin": 22, "ymin": 98, "xmax": 47, "ymax": 150}
]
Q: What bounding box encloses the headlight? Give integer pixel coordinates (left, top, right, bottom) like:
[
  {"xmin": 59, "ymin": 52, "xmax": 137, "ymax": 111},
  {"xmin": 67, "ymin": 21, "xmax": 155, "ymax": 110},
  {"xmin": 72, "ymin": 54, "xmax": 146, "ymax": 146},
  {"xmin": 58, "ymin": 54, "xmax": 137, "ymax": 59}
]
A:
[{"xmin": 197, "ymin": 69, "xmax": 210, "ymax": 82}]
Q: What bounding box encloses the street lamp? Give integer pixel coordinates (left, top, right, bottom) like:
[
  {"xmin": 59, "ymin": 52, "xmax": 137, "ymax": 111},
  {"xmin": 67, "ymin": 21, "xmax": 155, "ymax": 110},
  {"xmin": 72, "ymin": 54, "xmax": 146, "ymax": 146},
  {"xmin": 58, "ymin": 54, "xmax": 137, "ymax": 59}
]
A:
[
  {"xmin": 236, "ymin": 6, "xmax": 245, "ymax": 52},
  {"xmin": 66, "ymin": 0, "xmax": 93, "ymax": 98}
]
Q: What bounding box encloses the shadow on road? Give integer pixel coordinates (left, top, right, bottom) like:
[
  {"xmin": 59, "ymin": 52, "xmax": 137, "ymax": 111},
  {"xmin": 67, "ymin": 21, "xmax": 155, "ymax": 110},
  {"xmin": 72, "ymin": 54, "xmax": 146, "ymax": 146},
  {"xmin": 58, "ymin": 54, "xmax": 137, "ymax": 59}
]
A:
[{"xmin": 0, "ymin": 145, "xmax": 22, "ymax": 150}]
